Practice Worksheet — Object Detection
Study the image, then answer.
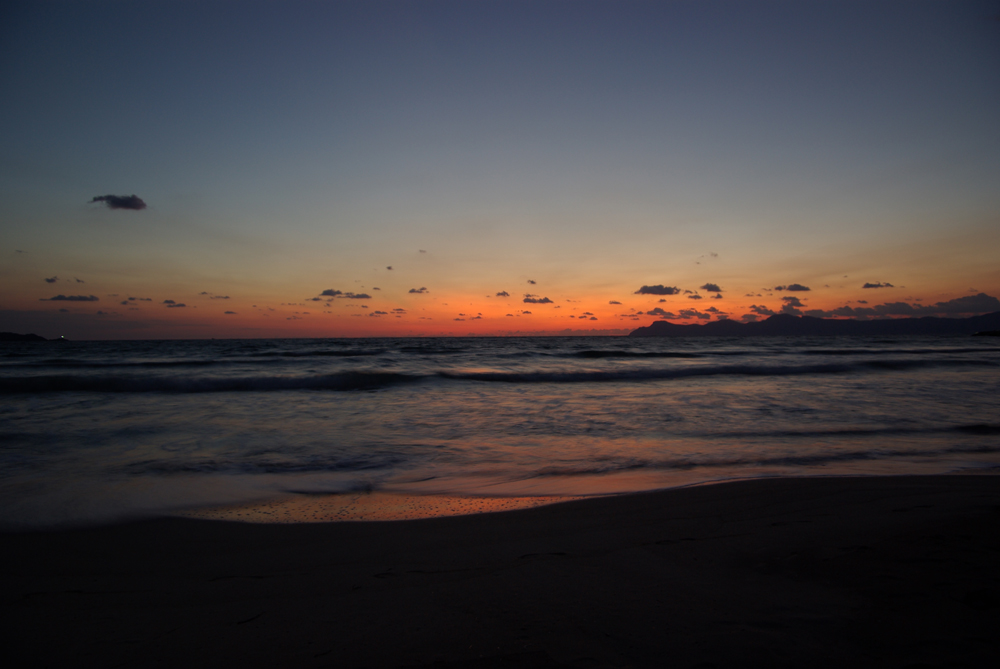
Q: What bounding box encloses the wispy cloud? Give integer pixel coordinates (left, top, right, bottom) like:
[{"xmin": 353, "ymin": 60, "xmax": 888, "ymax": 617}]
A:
[{"xmin": 409, "ymin": 287, "xmax": 429, "ymax": 294}]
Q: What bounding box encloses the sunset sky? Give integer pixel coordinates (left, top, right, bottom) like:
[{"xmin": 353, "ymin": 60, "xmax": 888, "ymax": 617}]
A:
[{"xmin": 2, "ymin": 0, "xmax": 998, "ymax": 339}]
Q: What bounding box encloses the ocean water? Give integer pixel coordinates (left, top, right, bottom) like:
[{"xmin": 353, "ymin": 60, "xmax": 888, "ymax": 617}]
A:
[{"xmin": 2, "ymin": 335, "xmax": 999, "ymax": 528}]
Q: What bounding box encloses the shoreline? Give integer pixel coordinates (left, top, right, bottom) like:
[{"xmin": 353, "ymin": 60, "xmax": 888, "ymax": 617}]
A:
[{"xmin": 4, "ymin": 474, "xmax": 999, "ymax": 667}]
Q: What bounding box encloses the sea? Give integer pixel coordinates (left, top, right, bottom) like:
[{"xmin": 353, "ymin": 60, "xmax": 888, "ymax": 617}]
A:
[{"xmin": 2, "ymin": 335, "xmax": 999, "ymax": 529}]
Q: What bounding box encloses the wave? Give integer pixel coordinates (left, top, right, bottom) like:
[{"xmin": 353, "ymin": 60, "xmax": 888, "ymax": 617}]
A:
[
  {"xmin": 571, "ymin": 350, "xmax": 703, "ymax": 359},
  {"xmin": 249, "ymin": 349, "xmax": 385, "ymax": 358},
  {"xmin": 441, "ymin": 358, "xmax": 992, "ymax": 383},
  {"xmin": 0, "ymin": 371, "xmax": 422, "ymax": 394},
  {"xmin": 529, "ymin": 441, "xmax": 1000, "ymax": 478},
  {"xmin": 2, "ymin": 357, "xmax": 993, "ymax": 393}
]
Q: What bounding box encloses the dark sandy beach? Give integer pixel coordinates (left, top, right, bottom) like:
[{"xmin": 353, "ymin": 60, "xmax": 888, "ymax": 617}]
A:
[{"xmin": 3, "ymin": 475, "xmax": 999, "ymax": 668}]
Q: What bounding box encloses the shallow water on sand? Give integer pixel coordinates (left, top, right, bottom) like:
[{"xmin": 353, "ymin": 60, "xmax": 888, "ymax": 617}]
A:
[{"xmin": 2, "ymin": 335, "xmax": 998, "ymax": 527}]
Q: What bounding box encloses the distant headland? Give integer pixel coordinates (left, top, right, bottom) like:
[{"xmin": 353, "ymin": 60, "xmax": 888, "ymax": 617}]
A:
[
  {"xmin": 0, "ymin": 332, "xmax": 51, "ymax": 342},
  {"xmin": 629, "ymin": 312, "xmax": 1000, "ymax": 338}
]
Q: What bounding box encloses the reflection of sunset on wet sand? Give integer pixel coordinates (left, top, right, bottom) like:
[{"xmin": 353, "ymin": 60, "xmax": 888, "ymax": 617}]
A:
[{"xmin": 179, "ymin": 492, "xmax": 587, "ymax": 523}]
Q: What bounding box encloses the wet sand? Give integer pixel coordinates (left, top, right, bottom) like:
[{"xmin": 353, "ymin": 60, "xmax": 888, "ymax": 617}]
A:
[{"xmin": 3, "ymin": 475, "xmax": 999, "ymax": 668}]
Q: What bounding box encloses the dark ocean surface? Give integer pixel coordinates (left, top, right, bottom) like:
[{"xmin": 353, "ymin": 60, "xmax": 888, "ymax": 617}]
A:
[{"xmin": 2, "ymin": 335, "xmax": 999, "ymax": 528}]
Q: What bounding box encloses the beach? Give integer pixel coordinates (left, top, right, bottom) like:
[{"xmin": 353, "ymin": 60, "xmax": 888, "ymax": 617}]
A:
[{"xmin": 4, "ymin": 474, "xmax": 999, "ymax": 667}]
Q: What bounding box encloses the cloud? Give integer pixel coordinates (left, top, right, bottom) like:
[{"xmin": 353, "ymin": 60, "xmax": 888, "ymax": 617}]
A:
[
  {"xmin": 608, "ymin": 300, "xmax": 621, "ymax": 305},
  {"xmin": 811, "ymin": 292, "xmax": 1000, "ymax": 319},
  {"xmin": 163, "ymin": 299, "xmax": 176, "ymax": 304},
  {"xmin": 740, "ymin": 314, "xmax": 759, "ymax": 323},
  {"xmin": 496, "ymin": 291, "xmax": 510, "ymax": 297},
  {"xmin": 634, "ymin": 285, "xmax": 680, "ymax": 296},
  {"xmin": 700, "ymin": 283, "xmax": 722, "ymax": 293},
  {"xmin": 166, "ymin": 302, "xmax": 186, "ymax": 308},
  {"xmin": 678, "ymin": 309, "xmax": 711, "ymax": 320},
  {"xmin": 710, "ymin": 293, "xmax": 723, "ymax": 299},
  {"xmin": 419, "ymin": 249, "xmax": 427, "ymax": 253},
  {"xmin": 862, "ymin": 282, "xmax": 895, "ymax": 289},
  {"xmin": 44, "ymin": 276, "xmax": 58, "ymax": 283},
  {"xmin": 320, "ymin": 289, "xmax": 370, "ymax": 299},
  {"xmin": 392, "ymin": 308, "xmax": 406, "ymax": 313},
  {"xmin": 748, "ymin": 304, "xmax": 776, "ymax": 316},
  {"xmin": 523, "ymin": 296, "xmax": 553, "ymax": 304},
  {"xmin": 90, "ymin": 194, "xmax": 147, "ymax": 210},
  {"xmin": 589, "ymin": 316, "xmax": 598, "ymax": 320},
  {"xmin": 128, "ymin": 297, "xmax": 152, "ymax": 302},
  {"xmin": 409, "ymin": 287, "xmax": 429, "ymax": 294},
  {"xmin": 780, "ymin": 296, "xmax": 805, "ymax": 315},
  {"xmin": 373, "ymin": 287, "xmax": 381, "ymax": 291},
  {"xmin": 522, "ymin": 310, "xmax": 532, "ymax": 315},
  {"xmin": 646, "ymin": 307, "xmax": 676, "ymax": 317},
  {"xmin": 41, "ymin": 294, "xmax": 99, "ymax": 302},
  {"xmin": 931, "ymin": 293, "xmax": 1000, "ymax": 314},
  {"xmin": 224, "ymin": 311, "xmax": 237, "ymax": 315},
  {"xmin": 688, "ymin": 294, "xmax": 703, "ymax": 300},
  {"xmin": 211, "ymin": 295, "xmax": 230, "ymax": 300},
  {"xmin": 369, "ymin": 311, "xmax": 388, "ymax": 317},
  {"xmin": 386, "ymin": 266, "xmax": 393, "ymax": 270},
  {"xmin": 773, "ymin": 283, "xmax": 811, "ymax": 292},
  {"xmin": 527, "ymin": 279, "xmax": 536, "ymax": 285},
  {"xmin": 75, "ymin": 278, "xmax": 85, "ymax": 283}
]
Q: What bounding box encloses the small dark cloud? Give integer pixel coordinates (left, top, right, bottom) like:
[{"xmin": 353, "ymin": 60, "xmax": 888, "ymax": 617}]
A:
[
  {"xmin": 862, "ymin": 282, "xmax": 894, "ymax": 289},
  {"xmin": 96, "ymin": 310, "xmax": 108, "ymax": 315},
  {"xmin": 163, "ymin": 299, "xmax": 175, "ymax": 304},
  {"xmin": 782, "ymin": 296, "xmax": 806, "ymax": 307},
  {"xmin": 710, "ymin": 294, "xmax": 723, "ymax": 300},
  {"xmin": 224, "ymin": 311, "xmax": 237, "ymax": 315},
  {"xmin": 41, "ymin": 294, "xmax": 99, "ymax": 302},
  {"xmin": 523, "ymin": 296, "xmax": 553, "ymax": 304},
  {"xmin": 678, "ymin": 309, "xmax": 711, "ymax": 321},
  {"xmin": 749, "ymin": 305, "xmax": 776, "ymax": 316},
  {"xmin": 90, "ymin": 194, "xmax": 147, "ymax": 210},
  {"xmin": 320, "ymin": 289, "xmax": 370, "ymax": 299},
  {"xmin": 857, "ymin": 300, "xmax": 868, "ymax": 304},
  {"xmin": 409, "ymin": 287, "xmax": 429, "ymax": 294},
  {"xmin": 527, "ymin": 279, "xmax": 536, "ymax": 285},
  {"xmin": 646, "ymin": 307, "xmax": 675, "ymax": 317},
  {"xmin": 688, "ymin": 294, "xmax": 703, "ymax": 300},
  {"xmin": 522, "ymin": 310, "xmax": 532, "ymax": 315},
  {"xmin": 419, "ymin": 249, "xmax": 427, "ymax": 253},
  {"xmin": 120, "ymin": 300, "xmax": 128, "ymax": 305},
  {"xmin": 496, "ymin": 291, "xmax": 510, "ymax": 297},
  {"xmin": 212, "ymin": 295, "xmax": 230, "ymax": 299},
  {"xmin": 167, "ymin": 303, "xmax": 187, "ymax": 308},
  {"xmin": 634, "ymin": 285, "xmax": 681, "ymax": 296},
  {"xmin": 609, "ymin": 300, "xmax": 621, "ymax": 305},
  {"xmin": 700, "ymin": 283, "xmax": 722, "ymax": 293},
  {"xmin": 774, "ymin": 283, "xmax": 811, "ymax": 292},
  {"xmin": 373, "ymin": 287, "xmax": 381, "ymax": 291},
  {"xmin": 44, "ymin": 276, "xmax": 58, "ymax": 284},
  {"xmin": 589, "ymin": 316, "xmax": 597, "ymax": 320},
  {"xmin": 200, "ymin": 291, "xmax": 210, "ymax": 295},
  {"xmin": 128, "ymin": 297, "xmax": 152, "ymax": 302},
  {"xmin": 453, "ymin": 318, "xmax": 465, "ymax": 321},
  {"xmin": 392, "ymin": 308, "xmax": 406, "ymax": 313},
  {"xmin": 75, "ymin": 278, "xmax": 85, "ymax": 283},
  {"xmin": 506, "ymin": 313, "xmax": 514, "ymax": 317},
  {"xmin": 369, "ymin": 311, "xmax": 388, "ymax": 316},
  {"xmin": 387, "ymin": 266, "xmax": 393, "ymax": 270}
]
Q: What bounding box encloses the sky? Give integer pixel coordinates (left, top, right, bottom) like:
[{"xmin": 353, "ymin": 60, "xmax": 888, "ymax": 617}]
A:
[{"xmin": 2, "ymin": 0, "xmax": 999, "ymax": 339}]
